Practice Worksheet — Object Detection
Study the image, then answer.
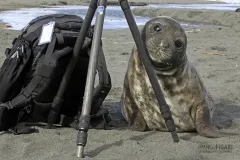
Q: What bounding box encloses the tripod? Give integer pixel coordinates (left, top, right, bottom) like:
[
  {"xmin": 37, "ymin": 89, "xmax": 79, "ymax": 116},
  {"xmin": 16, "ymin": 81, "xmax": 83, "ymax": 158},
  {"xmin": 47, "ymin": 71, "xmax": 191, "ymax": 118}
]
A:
[
  {"xmin": 47, "ymin": 0, "xmax": 180, "ymax": 158},
  {"xmin": 74, "ymin": 0, "xmax": 180, "ymax": 158}
]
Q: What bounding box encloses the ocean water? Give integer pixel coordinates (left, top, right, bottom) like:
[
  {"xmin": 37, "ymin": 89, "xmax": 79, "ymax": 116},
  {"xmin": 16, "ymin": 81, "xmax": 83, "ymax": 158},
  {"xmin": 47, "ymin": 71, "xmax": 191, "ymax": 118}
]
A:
[
  {"xmin": 0, "ymin": 6, "xmax": 151, "ymax": 30},
  {"xmin": 0, "ymin": 3, "xmax": 239, "ymax": 30},
  {"xmin": 149, "ymin": 3, "xmax": 240, "ymax": 10},
  {"xmin": 207, "ymin": 0, "xmax": 240, "ymax": 3}
]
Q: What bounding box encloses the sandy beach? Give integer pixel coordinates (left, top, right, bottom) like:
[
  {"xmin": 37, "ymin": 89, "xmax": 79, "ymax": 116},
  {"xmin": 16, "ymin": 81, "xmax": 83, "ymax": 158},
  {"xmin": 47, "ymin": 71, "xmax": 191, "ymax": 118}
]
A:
[{"xmin": 1, "ymin": 0, "xmax": 240, "ymax": 160}]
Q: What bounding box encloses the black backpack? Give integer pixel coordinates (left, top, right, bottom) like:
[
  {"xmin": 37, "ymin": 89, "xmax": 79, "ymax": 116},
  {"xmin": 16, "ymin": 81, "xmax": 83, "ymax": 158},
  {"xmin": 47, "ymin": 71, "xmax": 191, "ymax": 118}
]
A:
[{"xmin": 0, "ymin": 14, "xmax": 112, "ymax": 134}]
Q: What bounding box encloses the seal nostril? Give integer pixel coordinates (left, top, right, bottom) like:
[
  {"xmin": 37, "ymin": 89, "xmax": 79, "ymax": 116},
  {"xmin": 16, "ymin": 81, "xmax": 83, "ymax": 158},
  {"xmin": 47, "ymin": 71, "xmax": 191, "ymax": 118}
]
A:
[
  {"xmin": 174, "ymin": 40, "xmax": 183, "ymax": 48},
  {"xmin": 160, "ymin": 40, "xmax": 169, "ymax": 48}
]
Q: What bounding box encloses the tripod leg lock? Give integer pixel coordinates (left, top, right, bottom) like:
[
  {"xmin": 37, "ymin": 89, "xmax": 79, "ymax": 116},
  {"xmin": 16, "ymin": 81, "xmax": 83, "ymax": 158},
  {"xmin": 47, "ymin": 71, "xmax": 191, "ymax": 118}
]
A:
[
  {"xmin": 165, "ymin": 119, "xmax": 177, "ymax": 132},
  {"xmin": 78, "ymin": 115, "xmax": 90, "ymax": 130},
  {"xmin": 160, "ymin": 105, "xmax": 172, "ymax": 119},
  {"xmin": 47, "ymin": 97, "xmax": 64, "ymax": 125},
  {"xmin": 160, "ymin": 105, "xmax": 176, "ymax": 132},
  {"xmin": 77, "ymin": 130, "xmax": 88, "ymax": 146},
  {"xmin": 77, "ymin": 115, "xmax": 90, "ymax": 146}
]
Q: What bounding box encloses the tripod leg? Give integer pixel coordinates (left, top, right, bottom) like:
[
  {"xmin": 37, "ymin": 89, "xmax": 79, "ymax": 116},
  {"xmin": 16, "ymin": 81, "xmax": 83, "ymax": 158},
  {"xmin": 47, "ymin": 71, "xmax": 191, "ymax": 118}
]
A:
[
  {"xmin": 118, "ymin": 0, "xmax": 179, "ymax": 143},
  {"xmin": 46, "ymin": 0, "xmax": 98, "ymax": 128},
  {"xmin": 76, "ymin": 0, "xmax": 108, "ymax": 158}
]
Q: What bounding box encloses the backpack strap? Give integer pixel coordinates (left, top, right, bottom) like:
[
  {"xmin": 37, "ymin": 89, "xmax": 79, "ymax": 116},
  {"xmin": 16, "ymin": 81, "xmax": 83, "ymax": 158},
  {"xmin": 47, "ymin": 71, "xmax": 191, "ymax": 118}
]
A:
[
  {"xmin": 0, "ymin": 38, "xmax": 33, "ymax": 101},
  {"xmin": 2, "ymin": 33, "xmax": 92, "ymax": 111},
  {"xmin": 8, "ymin": 122, "xmax": 38, "ymax": 135},
  {"xmin": 55, "ymin": 33, "xmax": 64, "ymax": 45},
  {"xmin": 24, "ymin": 26, "xmax": 64, "ymax": 46},
  {"xmin": 8, "ymin": 108, "xmax": 38, "ymax": 135},
  {"xmin": 61, "ymin": 108, "xmax": 111, "ymax": 130},
  {"xmin": 23, "ymin": 26, "xmax": 43, "ymax": 45},
  {"xmin": 1, "ymin": 35, "xmax": 57, "ymax": 110},
  {"xmin": 0, "ymin": 35, "xmax": 59, "ymax": 134},
  {"xmin": 90, "ymin": 46, "xmax": 112, "ymax": 114}
]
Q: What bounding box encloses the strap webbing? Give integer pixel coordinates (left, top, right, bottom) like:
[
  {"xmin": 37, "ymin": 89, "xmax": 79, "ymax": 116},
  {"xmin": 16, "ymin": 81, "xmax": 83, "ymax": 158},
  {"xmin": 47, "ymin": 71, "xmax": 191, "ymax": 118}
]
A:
[
  {"xmin": 43, "ymin": 35, "xmax": 57, "ymax": 65},
  {"xmin": 9, "ymin": 75, "xmax": 42, "ymax": 107},
  {"xmin": 24, "ymin": 26, "xmax": 43, "ymax": 44},
  {"xmin": 6, "ymin": 35, "xmax": 57, "ymax": 109},
  {"xmin": 55, "ymin": 33, "xmax": 64, "ymax": 45}
]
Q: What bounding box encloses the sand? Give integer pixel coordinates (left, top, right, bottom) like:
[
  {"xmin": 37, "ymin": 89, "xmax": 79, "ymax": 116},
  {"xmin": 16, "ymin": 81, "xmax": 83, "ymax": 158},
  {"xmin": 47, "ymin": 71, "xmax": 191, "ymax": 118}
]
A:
[
  {"xmin": 132, "ymin": 7, "xmax": 240, "ymax": 32},
  {"xmin": 1, "ymin": 0, "xmax": 240, "ymax": 160}
]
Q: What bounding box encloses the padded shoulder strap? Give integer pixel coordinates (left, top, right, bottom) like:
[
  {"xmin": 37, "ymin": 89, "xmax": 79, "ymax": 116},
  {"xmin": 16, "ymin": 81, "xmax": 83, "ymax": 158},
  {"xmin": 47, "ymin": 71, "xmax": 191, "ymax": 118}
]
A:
[
  {"xmin": 2, "ymin": 35, "xmax": 58, "ymax": 109},
  {"xmin": 24, "ymin": 26, "xmax": 43, "ymax": 45},
  {"xmin": 90, "ymin": 46, "xmax": 112, "ymax": 114}
]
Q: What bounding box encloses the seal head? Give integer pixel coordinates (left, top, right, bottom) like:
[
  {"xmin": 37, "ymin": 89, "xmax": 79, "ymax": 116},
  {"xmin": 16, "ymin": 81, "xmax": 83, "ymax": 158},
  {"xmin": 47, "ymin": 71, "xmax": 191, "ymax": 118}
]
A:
[{"xmin": 141, "ymin": 16, "xmax": 187, "ymax": 71}]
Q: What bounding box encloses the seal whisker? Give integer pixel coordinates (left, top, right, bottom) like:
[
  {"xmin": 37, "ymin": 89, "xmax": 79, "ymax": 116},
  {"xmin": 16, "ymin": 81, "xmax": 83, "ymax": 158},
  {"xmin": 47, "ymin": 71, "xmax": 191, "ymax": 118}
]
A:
[{"xmin": 148, "ymin": 39, "xmax": 157, "ymax": 50}]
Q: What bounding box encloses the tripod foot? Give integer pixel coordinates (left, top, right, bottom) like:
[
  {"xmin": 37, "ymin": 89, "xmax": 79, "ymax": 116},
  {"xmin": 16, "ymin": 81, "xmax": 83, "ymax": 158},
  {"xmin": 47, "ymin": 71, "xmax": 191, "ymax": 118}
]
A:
[
  {"xmin": 77, "ymin": 145, "xmax": 85, "ymax": 158},
  {"xmin": 44, "ymin": 123, "xmax": 56, "ymax": 129},
  {"xmin": 171, "ymin": 131, "xmax": 180, "ymax": 143}
]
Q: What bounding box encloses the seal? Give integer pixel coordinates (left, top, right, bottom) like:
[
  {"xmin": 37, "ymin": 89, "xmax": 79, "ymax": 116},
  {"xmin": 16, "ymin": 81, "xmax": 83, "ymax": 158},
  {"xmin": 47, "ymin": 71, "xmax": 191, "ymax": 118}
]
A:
[{"xmin": 120, "ymin": 16, "xmax": 238, "ymax": 138}]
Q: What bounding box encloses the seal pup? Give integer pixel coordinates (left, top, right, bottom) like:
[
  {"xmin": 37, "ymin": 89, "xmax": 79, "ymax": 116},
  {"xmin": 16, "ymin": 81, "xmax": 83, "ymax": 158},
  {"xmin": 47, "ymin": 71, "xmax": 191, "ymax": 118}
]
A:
[{"xmin": 120, "ymin": 16, "xmax": 238, "ymax": 138}]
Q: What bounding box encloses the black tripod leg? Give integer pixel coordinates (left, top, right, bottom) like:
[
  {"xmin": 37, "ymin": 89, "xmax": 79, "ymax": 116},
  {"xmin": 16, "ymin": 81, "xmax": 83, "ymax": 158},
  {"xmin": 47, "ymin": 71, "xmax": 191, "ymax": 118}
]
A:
[
  {"xmin": 76, "ymin": 0, "xmax": 108, "ymax": 158},
  {"xmin": 118, "ymin": 0, "xmax": 179, "ymax": 143},
  {"xmin": 45, "ymin": 0, "xmax": 98, "ymax": 129}
]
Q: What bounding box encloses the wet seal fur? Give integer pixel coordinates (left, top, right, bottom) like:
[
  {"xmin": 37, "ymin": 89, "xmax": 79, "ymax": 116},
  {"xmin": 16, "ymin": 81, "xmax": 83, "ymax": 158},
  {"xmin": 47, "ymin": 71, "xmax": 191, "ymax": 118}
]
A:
[{"xmin": 120, "ymin": 16, "xmax": 239, "ymax": 138}]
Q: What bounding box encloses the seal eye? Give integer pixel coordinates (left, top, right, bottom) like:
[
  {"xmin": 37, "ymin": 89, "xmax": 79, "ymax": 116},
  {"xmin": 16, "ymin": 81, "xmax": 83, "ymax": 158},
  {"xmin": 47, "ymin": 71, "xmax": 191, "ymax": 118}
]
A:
[
  {"xmin": 153, "ymin": 25, "xmax": 162, "ymax": 32},
  {"xmin": 174, "ymin": 40, "xmax": 183, "ymax": 48}
]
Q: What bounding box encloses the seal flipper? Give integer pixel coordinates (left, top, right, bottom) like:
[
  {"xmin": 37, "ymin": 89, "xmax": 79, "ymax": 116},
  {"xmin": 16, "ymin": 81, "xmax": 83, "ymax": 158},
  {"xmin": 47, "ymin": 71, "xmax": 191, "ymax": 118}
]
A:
[
  {"xmin": 121, "ymin": 79, "xmax": 148, "ymax": 132},
  {"xmin": 195, "ymin": 105, "xmax": 239, "ymax": 138}
]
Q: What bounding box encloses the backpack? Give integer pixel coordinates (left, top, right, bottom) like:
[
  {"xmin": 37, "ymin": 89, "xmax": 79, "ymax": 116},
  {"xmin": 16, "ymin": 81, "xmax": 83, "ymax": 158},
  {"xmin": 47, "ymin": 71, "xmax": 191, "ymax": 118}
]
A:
[{"xmin": 0, "ymin": 14, "xmax": 112, "ymax": 134}]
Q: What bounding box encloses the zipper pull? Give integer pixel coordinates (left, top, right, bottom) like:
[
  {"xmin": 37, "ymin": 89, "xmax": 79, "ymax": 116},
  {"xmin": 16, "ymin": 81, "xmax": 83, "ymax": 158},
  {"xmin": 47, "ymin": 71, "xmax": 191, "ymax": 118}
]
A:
[
  {"xmin": 10, "ymin": 50, "xmax": 18, "ymax": 59},
  {"xmin": 17, "ymin": 51, "xmax": 19, "ymax": 59},
  {"xmin": 21, "ymin": 45, "xmax": 24, "ymax": 54}
]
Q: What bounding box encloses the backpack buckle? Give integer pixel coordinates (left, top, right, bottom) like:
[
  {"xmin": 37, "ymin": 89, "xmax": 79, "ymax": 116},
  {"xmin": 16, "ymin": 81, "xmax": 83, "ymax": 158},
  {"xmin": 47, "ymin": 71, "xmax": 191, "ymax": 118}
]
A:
[
  {"xmin": 24, "ymin": 105, "xmax": 32, "ymax": 114},
  {"xmin": 0, "ymin": 101, "xmax": 14, "ymax": 110},
  {"xmin": 5, "ymin": 48, "xmax": 11, "ymax": 57}
]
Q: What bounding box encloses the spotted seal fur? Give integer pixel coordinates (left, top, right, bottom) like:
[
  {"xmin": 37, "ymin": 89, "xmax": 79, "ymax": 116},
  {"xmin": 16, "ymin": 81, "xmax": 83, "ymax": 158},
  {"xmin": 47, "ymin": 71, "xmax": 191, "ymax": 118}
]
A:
[{"xmin": 120, "ymin": 16, "xmax": 238, "ymax": 138}]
